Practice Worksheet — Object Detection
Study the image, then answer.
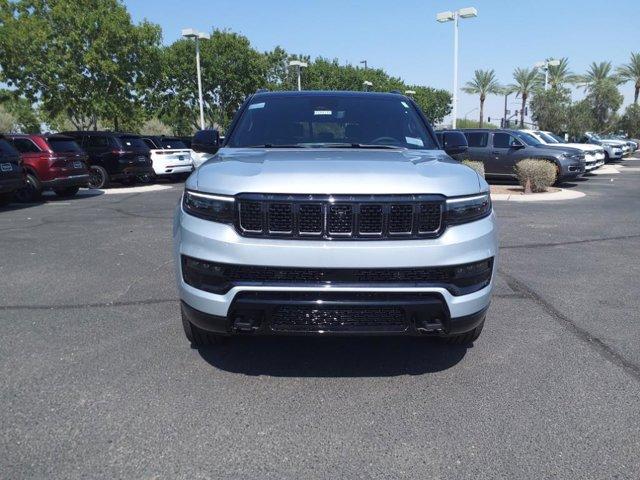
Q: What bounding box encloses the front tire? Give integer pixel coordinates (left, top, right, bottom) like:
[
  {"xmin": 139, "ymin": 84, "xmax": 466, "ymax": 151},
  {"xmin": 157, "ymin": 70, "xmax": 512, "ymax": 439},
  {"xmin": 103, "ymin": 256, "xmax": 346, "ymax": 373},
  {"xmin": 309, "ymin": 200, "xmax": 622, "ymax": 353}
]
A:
[
  {"xmin": 15, "ymin": 173, "xmax": 42, "ymax": 203},
  {"xmin": 443, "ymin": 319, "xmax": 485, "ymax": 345},
  {"xmin": 53, "ymin": 186, "xmax": 80, "ymax": 197},
  {"xmin": 181, "ymin": 310, "xmax": 224, "ymax": 347},
  {"xmin": 88, "ymin": 165, "xmax": 109, "ymax": 189}
]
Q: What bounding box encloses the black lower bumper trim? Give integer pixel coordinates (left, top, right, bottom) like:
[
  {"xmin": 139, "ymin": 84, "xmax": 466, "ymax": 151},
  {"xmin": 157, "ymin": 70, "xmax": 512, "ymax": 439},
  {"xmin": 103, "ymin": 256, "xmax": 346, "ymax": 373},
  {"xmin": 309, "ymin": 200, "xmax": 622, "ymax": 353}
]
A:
[
  {"xmin": 42, "ymin": 174, "xmax": 90, "ymax": 189},
  {"xmin": 180, "ymin": 294, "xmax": 488, "ymax": 337}
]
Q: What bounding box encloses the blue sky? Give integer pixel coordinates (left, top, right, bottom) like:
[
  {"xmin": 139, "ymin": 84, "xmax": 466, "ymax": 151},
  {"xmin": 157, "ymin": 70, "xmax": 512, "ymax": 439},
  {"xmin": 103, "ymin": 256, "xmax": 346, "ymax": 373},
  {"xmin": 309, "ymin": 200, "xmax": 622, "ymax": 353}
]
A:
[{"xmin": 126, "ymin": 0, "xmax": 639, "ymax": 125}]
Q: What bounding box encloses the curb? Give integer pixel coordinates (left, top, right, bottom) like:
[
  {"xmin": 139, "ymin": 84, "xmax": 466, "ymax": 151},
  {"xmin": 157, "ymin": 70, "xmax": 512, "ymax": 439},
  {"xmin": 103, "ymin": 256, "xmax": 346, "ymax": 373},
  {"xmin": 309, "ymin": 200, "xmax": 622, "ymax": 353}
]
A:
[{"xmin": 491, "ymin": 188, "xmax": 585, "ymax": 202}]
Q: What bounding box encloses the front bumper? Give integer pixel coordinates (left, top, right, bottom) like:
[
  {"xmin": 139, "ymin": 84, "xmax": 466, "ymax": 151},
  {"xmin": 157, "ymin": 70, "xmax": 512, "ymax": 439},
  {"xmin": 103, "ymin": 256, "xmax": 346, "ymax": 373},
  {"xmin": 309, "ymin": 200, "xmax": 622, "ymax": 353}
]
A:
[{"xmin": 174, "ymin": 206, "xmax": 498, "ymax": 334}]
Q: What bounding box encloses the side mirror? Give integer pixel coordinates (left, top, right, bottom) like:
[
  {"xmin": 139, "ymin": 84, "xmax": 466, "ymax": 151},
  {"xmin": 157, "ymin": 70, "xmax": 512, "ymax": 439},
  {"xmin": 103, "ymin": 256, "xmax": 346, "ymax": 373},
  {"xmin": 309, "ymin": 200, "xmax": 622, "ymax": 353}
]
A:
[
  {"xmin": 511, "ymin": 142, "xmax": 525, "ymax": 149},
  {"xmin": 441, "ymin": 130, "xmax": 468, "ymax": 156},
  {"xmin": 192, "ymin": 129, "xmax": 220, "ymax": 154}
]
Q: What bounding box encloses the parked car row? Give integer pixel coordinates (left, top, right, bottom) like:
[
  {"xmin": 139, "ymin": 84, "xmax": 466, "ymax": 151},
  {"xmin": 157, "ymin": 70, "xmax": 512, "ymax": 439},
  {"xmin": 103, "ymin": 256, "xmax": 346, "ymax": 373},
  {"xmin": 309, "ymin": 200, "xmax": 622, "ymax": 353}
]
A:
[
  {"xmin": 0, "ymin": 131, "xmax": 216, "ymax": 205},
  {"xmin": 435, "ymin": 128, "xmax": 636, "ymax": 184}
]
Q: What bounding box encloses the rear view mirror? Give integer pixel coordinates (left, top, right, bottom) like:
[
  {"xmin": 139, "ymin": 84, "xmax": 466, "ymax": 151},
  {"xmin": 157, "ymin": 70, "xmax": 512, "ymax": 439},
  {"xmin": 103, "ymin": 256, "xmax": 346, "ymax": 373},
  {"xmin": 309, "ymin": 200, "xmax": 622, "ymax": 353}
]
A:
[
  {"xmin": 192, "ymin": 129, "xmax": 220, "ymax": 154},
  {"xmin": 441, "ymin": 130, "xmax": 468, "ymax": 156}
]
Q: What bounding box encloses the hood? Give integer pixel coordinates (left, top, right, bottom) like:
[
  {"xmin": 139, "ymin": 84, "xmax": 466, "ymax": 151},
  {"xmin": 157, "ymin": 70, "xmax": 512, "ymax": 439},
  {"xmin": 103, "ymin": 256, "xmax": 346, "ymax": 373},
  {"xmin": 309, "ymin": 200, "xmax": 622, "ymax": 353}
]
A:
[
  {"xmin": 600, "ymin": 139, "xmax": 626, "ymax": 147},
  {"xmin": 532, "ymin": 144, "xmax": 583, "ymax": 155},
  {"xmin": 555, "ymin": 143, "xmax": 601, "ymax": 152},
  {"xmin": 189, "ymin": 148, "xmax": 483, "ymax": 197}
]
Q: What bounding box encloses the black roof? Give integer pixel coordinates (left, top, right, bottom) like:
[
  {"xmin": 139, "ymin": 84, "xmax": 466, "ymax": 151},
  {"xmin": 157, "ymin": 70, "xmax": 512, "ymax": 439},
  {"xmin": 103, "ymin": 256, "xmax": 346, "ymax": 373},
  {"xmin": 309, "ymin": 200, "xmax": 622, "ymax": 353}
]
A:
[
  {"xmin": 250, "ymin": 90, "xmax": 409, "ymax": 100},
  {"xmin": 61, "ymin": 131, "xmax": 142, "ymax": 137}
]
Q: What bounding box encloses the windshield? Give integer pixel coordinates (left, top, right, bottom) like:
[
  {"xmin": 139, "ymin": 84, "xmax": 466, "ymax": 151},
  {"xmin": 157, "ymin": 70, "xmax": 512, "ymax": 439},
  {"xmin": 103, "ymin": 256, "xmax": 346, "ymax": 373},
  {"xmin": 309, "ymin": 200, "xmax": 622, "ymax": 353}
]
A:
[
  {"xmin": 161, "ymin": 139, "xmax": 188, "ymax": 149},
  {"xmin": 47, "ymin": 137, "xmax": 83, "ymax": 153},
  {"xmin": 226, "ymin": 94, "xmax": 437, "ymax": 150},
  {"xmin": 538, "ymin": 131, "xmax": 560, "ymax": 144},
  {"xmin": 514, "ymin": 131, "xmax": 542, "ymax": 146}
]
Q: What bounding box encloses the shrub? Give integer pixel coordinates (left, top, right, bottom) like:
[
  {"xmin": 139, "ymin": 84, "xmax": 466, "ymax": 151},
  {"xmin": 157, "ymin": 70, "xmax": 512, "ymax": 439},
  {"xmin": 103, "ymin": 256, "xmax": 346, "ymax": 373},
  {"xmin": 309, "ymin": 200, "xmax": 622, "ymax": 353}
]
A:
[
  {"xmin": 514, "ymin": 159, "xmax": 557, "ymax": 193},
  {"xmin": 462, "ymin": 159, "xmax": 485, "ymax": 178}
]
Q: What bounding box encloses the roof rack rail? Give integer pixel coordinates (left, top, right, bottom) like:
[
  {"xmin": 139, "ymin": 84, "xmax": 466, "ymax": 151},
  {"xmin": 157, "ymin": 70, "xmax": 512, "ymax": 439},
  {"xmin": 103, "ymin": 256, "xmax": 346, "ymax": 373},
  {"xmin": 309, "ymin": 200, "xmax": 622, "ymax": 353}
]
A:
[
  {"xmin": 256, "ymin": 88, "xmax": 269, "ymax": 93},
  {"xmin": 390, "ymin": 90, "xmax": 402, "ymax": 94}
]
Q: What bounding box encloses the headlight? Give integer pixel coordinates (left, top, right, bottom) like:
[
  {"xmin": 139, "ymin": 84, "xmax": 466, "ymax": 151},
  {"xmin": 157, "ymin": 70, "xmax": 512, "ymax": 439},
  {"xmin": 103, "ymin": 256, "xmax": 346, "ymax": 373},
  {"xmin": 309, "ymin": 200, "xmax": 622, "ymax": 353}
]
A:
[
  {"xmin": 182, "ymin": 190, "xmax": 235, "ymax": 223},
  {"xmin": 445, "ymin": 192, "xmax": 492, "ymax": 225}
]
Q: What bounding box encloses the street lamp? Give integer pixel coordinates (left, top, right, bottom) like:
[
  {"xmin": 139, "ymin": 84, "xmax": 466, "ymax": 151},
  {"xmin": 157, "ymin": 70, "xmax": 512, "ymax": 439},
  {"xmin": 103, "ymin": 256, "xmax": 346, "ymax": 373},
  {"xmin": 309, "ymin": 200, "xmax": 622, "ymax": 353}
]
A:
[
  {"xmin": 535, "ymin": 59, "xmax": 561, "ymax": 90},
  {"xmin": 360, "ymin": 60, "xmax": 368, "ymax": 69},
  {"xmin": 182, "ymin": 28, "xmax": 209, "ymax": 130},
  {"xmin": 363, "ymin": 80, "xmax": 373, "ymax": 92},
  {"xmin": 404, "ymin": 90, "xmax": 416, "ymax": 97},
  {"xmin": 288, "ymin": 60, "xmax": 308, "ymax": 91},
  {"xmin": 436, "ymin": 6, "xmax": 478, "ymax": 129}
]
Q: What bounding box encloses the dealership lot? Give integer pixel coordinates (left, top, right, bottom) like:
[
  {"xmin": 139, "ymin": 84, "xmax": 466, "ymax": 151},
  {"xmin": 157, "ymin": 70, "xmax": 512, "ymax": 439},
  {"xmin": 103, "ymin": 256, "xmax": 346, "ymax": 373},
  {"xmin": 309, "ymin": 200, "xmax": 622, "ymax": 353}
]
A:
[{"xmin": 2, "ymin": 157, "xmax": 640, "ymax": 479}]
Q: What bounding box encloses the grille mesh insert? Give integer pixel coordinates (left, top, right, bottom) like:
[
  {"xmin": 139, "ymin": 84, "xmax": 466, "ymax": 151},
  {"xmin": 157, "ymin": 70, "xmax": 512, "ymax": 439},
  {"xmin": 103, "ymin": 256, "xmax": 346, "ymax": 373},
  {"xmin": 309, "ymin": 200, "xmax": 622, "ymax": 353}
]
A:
[{"xmin": 271, "ymin": 305, "xmax": 407, "ymax": 332}]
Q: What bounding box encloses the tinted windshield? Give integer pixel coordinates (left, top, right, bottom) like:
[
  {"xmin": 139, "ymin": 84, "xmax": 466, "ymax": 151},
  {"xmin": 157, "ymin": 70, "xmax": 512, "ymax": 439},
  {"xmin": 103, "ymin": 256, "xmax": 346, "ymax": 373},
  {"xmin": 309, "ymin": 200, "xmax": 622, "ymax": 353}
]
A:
[
  {"xmin": 227, "ymin": 95, "xmax": 436, "ymax": 150},
  {"xmin": 47, "ymin": 137, "xmax": 83, "ymax": 152},
  {"xmin": 161, "ymin": 139, "xmax": 188, "ymax": 149},
  {"xmin": 548, "ymin": 133, "xmax": 566, "ymax": 143},
  {"xmin": 118, "ymin": 136, "xmax": 149, "ymax": 151},
  {"xmin": 538, "ymin": 132, "xmax": 559, "ymax": 144},
  {"xmin": 514, "ymin": 131, "xmax": 542, "ymax": 146}
]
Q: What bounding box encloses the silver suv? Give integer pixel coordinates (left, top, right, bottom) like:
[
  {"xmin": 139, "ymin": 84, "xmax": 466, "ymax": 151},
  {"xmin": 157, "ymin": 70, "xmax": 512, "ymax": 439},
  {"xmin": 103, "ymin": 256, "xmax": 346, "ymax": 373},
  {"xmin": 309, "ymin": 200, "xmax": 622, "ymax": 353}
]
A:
[{"xmin": 173, "ymin": 91, "xmax": 498, "ymax": 346}]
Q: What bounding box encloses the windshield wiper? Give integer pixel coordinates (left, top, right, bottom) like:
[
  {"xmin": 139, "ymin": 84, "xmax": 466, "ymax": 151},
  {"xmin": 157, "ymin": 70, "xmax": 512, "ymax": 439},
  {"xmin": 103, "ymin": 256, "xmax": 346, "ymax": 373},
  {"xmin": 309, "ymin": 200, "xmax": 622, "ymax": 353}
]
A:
[
  {"xmin": 245, "ymin": 144, "xmax": 309, "ymax": 148},
  {"xmin": 315, "ymin": 143, "xmax": 403, "ymax": 150}
]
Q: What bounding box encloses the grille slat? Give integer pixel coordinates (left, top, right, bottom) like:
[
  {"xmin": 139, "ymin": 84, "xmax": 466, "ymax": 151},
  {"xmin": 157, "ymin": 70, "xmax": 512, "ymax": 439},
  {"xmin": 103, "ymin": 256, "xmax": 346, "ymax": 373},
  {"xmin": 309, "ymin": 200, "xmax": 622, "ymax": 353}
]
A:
[
  {"xmin": 236, "ymin": 195, "xmax": 443, "ymax": 240},
  {"xmin": 271, "ymin": 305, "xmax": 407, "ymax": 332}
]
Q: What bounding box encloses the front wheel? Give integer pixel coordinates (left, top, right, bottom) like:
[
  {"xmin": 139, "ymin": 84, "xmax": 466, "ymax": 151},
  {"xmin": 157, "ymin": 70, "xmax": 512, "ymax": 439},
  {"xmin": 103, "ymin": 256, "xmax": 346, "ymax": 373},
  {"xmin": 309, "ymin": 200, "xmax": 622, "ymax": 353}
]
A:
[
  {"xmin": 88, "ymin": 165, "xmax": 109, "ymax": 189},
  {"xmin": 53, "ymin": 186, "xmax": 80, "ymax": 197}
]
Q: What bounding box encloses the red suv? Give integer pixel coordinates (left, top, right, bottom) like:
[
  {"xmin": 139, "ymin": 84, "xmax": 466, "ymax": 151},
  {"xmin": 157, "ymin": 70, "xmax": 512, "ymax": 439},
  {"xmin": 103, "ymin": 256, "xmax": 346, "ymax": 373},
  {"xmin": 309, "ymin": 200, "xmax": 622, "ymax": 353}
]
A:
[{"xmin": 7, "ymin": 134, "xmax": 90, "ymax": 201}]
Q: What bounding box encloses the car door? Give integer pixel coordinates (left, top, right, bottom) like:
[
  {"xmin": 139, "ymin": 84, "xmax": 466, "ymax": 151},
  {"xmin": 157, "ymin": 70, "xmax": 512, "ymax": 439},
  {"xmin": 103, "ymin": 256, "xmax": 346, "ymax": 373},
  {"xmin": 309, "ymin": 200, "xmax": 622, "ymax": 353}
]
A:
[
  {"xmin": 462, "ymin": 131, "xmax": 491, "ymax": 167},
  {"xmin": 489, "ymin": 132, "xmax": 523, "ymax": 177},
  {"xmin": 83, "ymin": 135, "xmax": 110, "ymax": 170}
]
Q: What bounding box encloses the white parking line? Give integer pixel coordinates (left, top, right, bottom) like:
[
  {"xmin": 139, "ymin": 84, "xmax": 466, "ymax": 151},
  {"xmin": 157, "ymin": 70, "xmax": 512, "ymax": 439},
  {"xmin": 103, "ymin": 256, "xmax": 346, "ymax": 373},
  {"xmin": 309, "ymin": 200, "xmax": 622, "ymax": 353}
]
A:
[{"xmin": 77, "ymin": 185, "xmax": 175, "ymax": 195}]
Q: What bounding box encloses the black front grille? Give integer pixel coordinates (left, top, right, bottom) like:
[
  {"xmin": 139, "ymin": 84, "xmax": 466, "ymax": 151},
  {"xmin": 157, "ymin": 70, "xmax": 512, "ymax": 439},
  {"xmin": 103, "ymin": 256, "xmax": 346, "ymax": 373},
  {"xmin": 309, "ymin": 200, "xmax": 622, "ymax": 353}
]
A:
[
  {"xmin": 181, "ymin": 256, "xmax": 494, "ymax": 297},
  {"xmin": 271, "ymin": 305, "xmax": 407, "ymax": 332},
  {"xmin": 236, "ymin": 194, "xmax": 444, "ymax": 240}
]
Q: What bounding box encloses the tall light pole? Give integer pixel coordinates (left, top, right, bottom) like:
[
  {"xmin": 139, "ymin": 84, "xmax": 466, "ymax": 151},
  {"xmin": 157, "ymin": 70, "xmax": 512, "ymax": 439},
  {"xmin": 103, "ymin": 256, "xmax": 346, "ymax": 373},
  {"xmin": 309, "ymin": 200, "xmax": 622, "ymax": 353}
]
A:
[
  {"xmin": 288, "ymin": 60, "xmax": 308, "ymax": 91},
  {"xmin": 535, "ymin": 59, "xmax": 561, "ymax": 90},
  {"xmin": 182, "ymin": 28, "xmax": 209, "ymax": 130},
  {"xmin": 436, "ymin": 7, "xmax": 477, "ymax": 129},
  {"xmin": 360, "ymin": 60, "xmax": 368, "ymax": 69}
]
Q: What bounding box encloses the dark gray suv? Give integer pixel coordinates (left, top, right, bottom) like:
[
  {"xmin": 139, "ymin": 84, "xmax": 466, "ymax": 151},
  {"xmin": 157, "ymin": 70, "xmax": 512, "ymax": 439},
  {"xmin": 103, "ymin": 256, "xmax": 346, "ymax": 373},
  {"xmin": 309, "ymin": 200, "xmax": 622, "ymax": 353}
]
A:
[{"xmin": 458, "ymin": 129, "xmax": 585, "ymax": 182}]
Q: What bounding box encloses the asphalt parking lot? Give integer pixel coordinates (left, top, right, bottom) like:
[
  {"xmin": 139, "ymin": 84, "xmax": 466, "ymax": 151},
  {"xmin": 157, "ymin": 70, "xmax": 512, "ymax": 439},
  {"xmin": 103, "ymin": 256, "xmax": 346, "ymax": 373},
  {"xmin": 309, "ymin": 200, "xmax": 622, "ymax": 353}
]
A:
[{"xmin": 2, "ymin": 157, "xmax": 640, "ymax": 479}]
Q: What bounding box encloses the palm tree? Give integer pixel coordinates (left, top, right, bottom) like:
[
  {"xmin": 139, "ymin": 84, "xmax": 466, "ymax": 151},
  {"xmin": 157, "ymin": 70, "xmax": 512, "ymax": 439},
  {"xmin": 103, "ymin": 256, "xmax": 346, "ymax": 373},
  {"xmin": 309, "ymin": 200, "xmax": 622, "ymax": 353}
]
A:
[
  {"xmin": 546, "ymin": 58, "xmax": 577, "ymax": 91},
  {"xmin": 509, "ymin": 67, "xmax": 541, "ymax": 127},
  {"xmin": 617, "ymin": 52, "xmax": 640, "ymax": 104},
  {"xmin": 579, "ymin": 61, "xmax": 621, "ymax": 93},
  {"xmin": 462, "ymin": 69, "xmax": 501, "ymax": 127}
]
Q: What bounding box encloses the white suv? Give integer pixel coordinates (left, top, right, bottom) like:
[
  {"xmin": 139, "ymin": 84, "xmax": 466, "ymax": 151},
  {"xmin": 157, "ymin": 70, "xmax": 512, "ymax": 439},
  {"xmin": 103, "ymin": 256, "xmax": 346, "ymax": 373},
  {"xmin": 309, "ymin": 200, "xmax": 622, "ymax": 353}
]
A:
[
  {"xmin": 173, "ymin": 91, "xmax": 498, "ymax": 346},
  {"xmin": 142, "ymin": 136, "xmax": 194, "ymax": 178}
]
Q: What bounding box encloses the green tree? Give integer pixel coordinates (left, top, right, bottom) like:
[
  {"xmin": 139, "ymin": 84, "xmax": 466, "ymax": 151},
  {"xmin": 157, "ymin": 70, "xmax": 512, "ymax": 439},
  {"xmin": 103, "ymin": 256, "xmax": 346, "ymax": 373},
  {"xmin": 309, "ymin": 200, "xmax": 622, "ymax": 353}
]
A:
[
  {"xmin": 617, "ymin": 52, "xmax": 640, "ymax": 104},
  {"xmin": 579, "ymin": 62, "xmax": 623, "ymax": 130},
  {"xmin": 529, "ymin": 88, "xmax": 571, "ymax": 133},
  {"xmin": 0, "ymin": 0, "xmax": 162, "ymax": 130},
  {"xmin": 408, "ymin": 86, "xmax": 451, "ymax": 124},
  {"xmin": 0, "ymin": 105, "xmax": 18, "ymax": 132},
  {"xmin": 0, "ymin": 89, "xmax": 40, "ymax": 133},
  {"xmin": 509, "ymin": 67, "xmax": 541, "ymax": 127},
  {"xmin": 566, "ymin": 100, "xmax": 595, "ymax": 140},
  {"xmin": 617, "ymin": 103, "xmax": 640, "ymax": 137},
  {"xmin": 462, "ymin": 69, "xmax": 501, "ymax": 128},
  {"xmin": 546, "ymin": 58, "xmax": 578, "ymax": 91},
  {"xmin": 156, "ymin": 30, "xmax": 267, "ymax": 132}
]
